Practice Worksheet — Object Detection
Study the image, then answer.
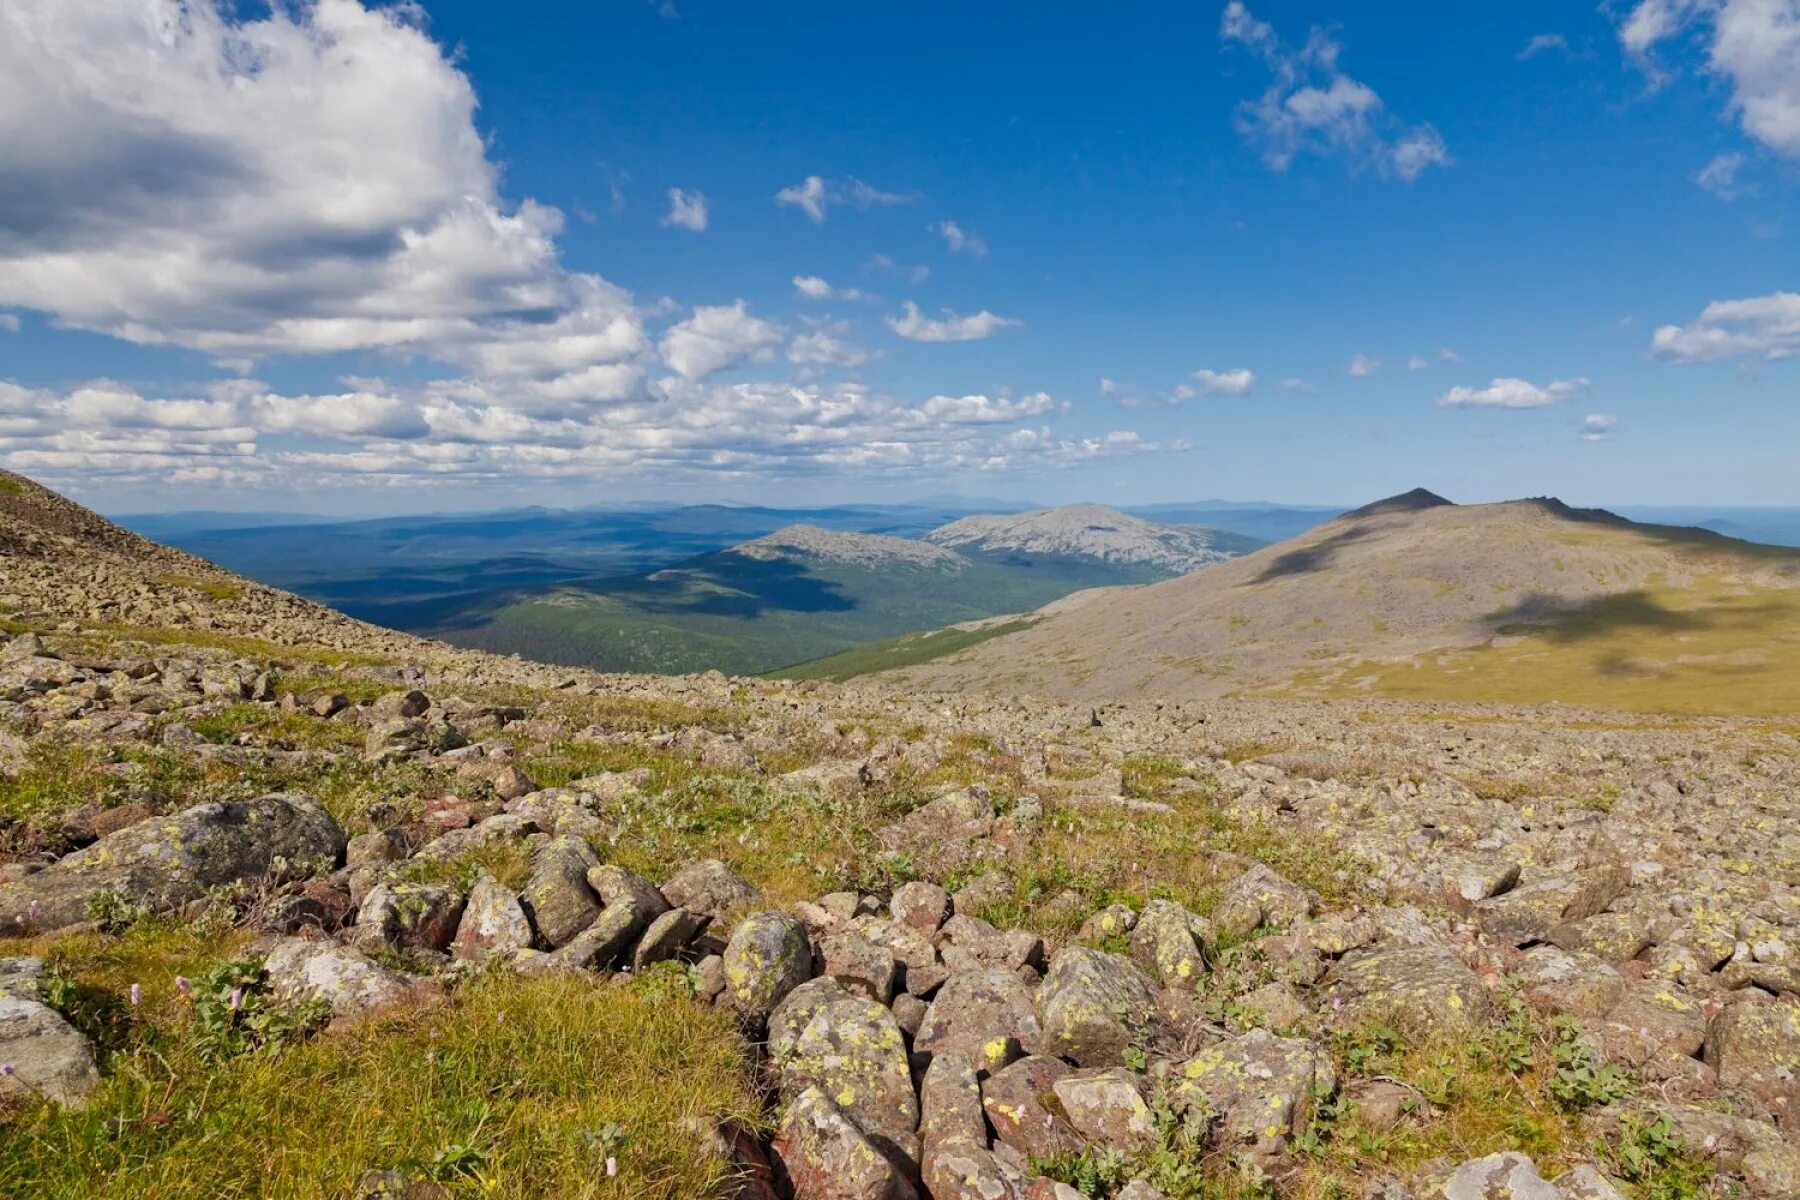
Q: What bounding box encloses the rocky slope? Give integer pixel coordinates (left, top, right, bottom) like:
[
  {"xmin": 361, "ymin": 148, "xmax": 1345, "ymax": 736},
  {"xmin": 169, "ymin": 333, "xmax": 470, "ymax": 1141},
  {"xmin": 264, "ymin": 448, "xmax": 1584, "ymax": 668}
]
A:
[
  {"xmin": 884, "ymin": 491, "xmax": 1800, "ymax": 711},
  {"xmin": 735, "ymin": 524, "xmax": 971, "ymax": 572},
  {"xmin": 926, "ymin": 505, "xmax": 1242, "ymax": 574},
  {"xmin": 0, "ymin": 472, "xmax": 1796, "ymax": 1200}
]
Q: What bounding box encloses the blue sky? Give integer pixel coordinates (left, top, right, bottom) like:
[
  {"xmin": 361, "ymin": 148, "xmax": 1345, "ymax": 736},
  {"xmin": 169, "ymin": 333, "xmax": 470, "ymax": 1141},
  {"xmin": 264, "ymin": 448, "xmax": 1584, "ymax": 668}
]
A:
[{"xmin": 0, "ymin": 1, "xmax": 1795, "ymax": 514}]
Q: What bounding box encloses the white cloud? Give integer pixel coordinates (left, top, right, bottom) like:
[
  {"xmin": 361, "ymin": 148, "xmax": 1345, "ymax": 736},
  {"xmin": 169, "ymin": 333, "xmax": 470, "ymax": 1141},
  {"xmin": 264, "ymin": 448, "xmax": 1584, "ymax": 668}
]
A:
[
  {"xmin": 1438, "ymin": 346, "xmax": 1462, "ymax": 363},
  {"xmin": 0, "ymin": 0, "xmax": 646, "ymax": 383},
  {"xmin": 917, "ymin": 393, "xmax": 1064, "ymax": 423},
  {"xmin": 1517, "ymin": 33, "xmax": 1573, "ymax": 60},
  {"xmin": 1435, "ymin": 377, "xmax": 1590, "ymax": 409},
  {"xmin": 1190, "ymin": 368, "xmax": 1257, "ymax": 396},
  {"xmin": 0, "ymin": 314, "xmax": 17, "ymax": 333},
  {"xmin": 1651, "ymin": 291, "xmax": 1800, "ymax": 361},
  {"xmin": 867, "ymin": 254, "xmax": 930, "ymax": 284},
  {"xmin": 1407, "ymin": 354, "xmax": 1429, "ymax": 371},
  {"xmin": 788, "ymin": 320, "xmax": 873, "ymax": 370},
  {"xmin": 1346, "ymin": 354, "xmax": 1380, "ymax": 377},
  {"xmin": 1695, "ymin": 151, "xmax": 1750, "ymax": 199},
  {"xmin": 793, "ymin": 275, "xmax": 835, "ymax": 299},
  {"xmin": 659, "ymin": 301, "xmax": 784, "ymax": 381},
  {"xmin": 1617, "ymin": 1, "xmax": 1800, "ymax": 157},
  {"xmin": 887, "ymin": 301, "xmax": 1022, "ymax": 343},
  {"xmin": 774, "ymin": 175, "xmax": 913, "ymax": 223},
  {"xmin": 1277, "ymin": 377, "xmax": 1316, "ymax": 392},
  {"xmin": 1220, "ymin": 3, "xmax": 1451, "ymax": 181},
  {"xmin": 934, "ymin": 220, "xmax": 988, "ymax": 258},
  {"xmin": 661, "ymin": 188, "xmax": 708, "ymax": 232},
  {"xmin": 1581, "ymin": 413, "xmax": 1620, "ymax": 441}
]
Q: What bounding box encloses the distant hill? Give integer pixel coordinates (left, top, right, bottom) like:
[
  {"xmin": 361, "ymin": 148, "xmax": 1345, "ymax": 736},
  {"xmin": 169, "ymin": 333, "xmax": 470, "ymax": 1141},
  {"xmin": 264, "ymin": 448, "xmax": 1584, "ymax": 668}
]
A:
[
  {"xmin": 872, "ymin": 490, "xmax": 1800, "ymax": 716},
  {"xmin": 1125, "ymin": 501, "xmax": 1343, "ymax": 544},
  {"xmin": 425, "ymin": 510, "xmax": 1256, "ymax": 676},
  {"xmin": 927, "ymin": 504, "xmax": 1259, "ymax": 572}
]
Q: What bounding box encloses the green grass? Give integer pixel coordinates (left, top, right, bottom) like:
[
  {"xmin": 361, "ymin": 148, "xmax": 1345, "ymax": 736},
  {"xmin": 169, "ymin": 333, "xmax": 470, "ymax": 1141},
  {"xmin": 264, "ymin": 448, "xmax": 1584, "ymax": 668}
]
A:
[
  {"xmin": 776, "ymin": 617, "xmax": 1041, "ymax": 682},
  {"xmin": 1282, "ymin": 576, "xmax": 1800, "ymax": 717},
  {"xmin": 153, "ymin": 574, "xmax": 243, "ymax": 603},
  {"xmin": 1, "ymin": 935, "xmax": 760, "ymax": 1199}
]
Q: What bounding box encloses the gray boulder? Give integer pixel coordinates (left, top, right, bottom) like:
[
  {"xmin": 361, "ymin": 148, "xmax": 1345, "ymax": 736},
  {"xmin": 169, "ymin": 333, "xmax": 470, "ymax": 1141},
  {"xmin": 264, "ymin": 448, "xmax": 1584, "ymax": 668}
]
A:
[
  {"xmin": 724, "ymin": 911, "xmax": 813, "ymax": 1015},
  {"xmin": 1036, "ymin": 947, "xmax": 1165, "ymax": 1067}
]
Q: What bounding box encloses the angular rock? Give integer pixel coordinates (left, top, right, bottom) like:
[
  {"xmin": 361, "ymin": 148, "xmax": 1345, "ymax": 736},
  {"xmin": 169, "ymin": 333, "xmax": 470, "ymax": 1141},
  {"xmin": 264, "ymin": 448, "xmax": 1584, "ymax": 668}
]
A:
[
  {"xmin": 820, "ymin": 931, "xmax": 899, "ymax": 1004},
  {"xmin": 920, "ymin": 1049, "xmax": 1019, "ymax": 1200},
  {"xmin": 0, "ymin": 793, "xmax": 345, "ymax": 932},
  {"xmin": 351, "ymin": 882, "xmax": 464, "ymax": 954},
  {"xmin": 940, "ymin": 915, "xmax": 1044, "ymax": 975},
  {"xmin": 0, "ymin": 959, "xmax": 99, "ymax": 1108},
  {"xmin": 1036, "ymin": 947, "xmax": 1166, "ymax": 1067},
  {"xmin": 1418, "ymin": 1151, "xmax": 1562, "ymax": 1200},
  {"xmin": 450, "ymin": 872, "xmax": 533, "ymax": 960},
  {"xmin": 915, "ymin": 968, "xmax": 1042, "ymax": 1071},
  {"xmin": 769, "ymin": 979, "xmax": 919, "ymax": 1167},
  {"xmin": 1053, "ymin": 1068, "xmax": 1155, "ymax": 1152},
  {"xmin": 1473, "ymin": 866, "xmax": 1628, "ymax": 947},
  {"xmin": 264, "ymin": 937, "xmax": 409, "ymax": 1018},
  {"xmin": 1222, "ymin": 864, "xmax": 1315, "ymax": 931},
  {"xmin": 1511, "ymin": 945, "xmax": 1625, "ymax": 1019},
  {"xmin": 521, "ymin": 836, "xmax": 603, "ymax": 949},
  {"xmin": 1130, "ymin": 899, "xmax": 1210, "ymax": 989},
  {"xmin": 1171, "ymin": 1030, "xmax": 1335, "ymax": 1164},
  {"xmin": 724, "ymin": 910, "xmax": 813, "ymax": 1016},
  {"xmin": 632, "ymin": 907, "xmax": 708, "ymax": 971},
  {"xmin": 1706, "ymin": 998, "xmax": 1800, "ymax": 1115},
  {"xmin": 771, "ymin": 1086, "xmax": 919, "ymax": 1200},
  {"xmin": 662, "ymin": 859, "xmax": 760, "ymax": 921},
  {"xmin": 890, "ymin": 881, "xmax": 952, "ymax": 934},
  {"xmin": 1333, "ymin": 945, "xmax": 1493, "ymax": 1039},
  {"xmin": 982, "ymin": 1055, "xmax": 1084, "ymax": 1161}
]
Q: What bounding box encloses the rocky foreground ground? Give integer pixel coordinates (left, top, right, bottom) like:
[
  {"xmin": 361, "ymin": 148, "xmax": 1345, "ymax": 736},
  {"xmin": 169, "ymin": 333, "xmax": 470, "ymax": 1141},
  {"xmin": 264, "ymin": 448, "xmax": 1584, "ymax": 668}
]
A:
[{"xmin": 0, "ymin": 608, "xmax": 1794, "ymax": 1199}]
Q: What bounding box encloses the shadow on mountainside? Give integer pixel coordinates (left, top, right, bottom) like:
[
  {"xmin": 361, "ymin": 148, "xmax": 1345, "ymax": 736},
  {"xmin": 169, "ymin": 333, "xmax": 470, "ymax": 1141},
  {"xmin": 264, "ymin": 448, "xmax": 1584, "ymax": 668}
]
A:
[
  {"xmin": 1481, "ymin": 588, "xmax": 1793, "ymax": 644},
  {"xmin": 1250, "ymin": 523, "xmax": 1381, "ymax": 583},
  {"xmin": 594, "ymin": 554, "xmax": 857, "ymax": 619}
]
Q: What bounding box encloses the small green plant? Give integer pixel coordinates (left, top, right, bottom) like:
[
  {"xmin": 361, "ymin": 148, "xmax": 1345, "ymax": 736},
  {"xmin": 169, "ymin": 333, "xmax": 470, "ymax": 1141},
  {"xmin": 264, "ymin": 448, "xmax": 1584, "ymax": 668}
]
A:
[
  {"xmin": 426, "ymin": 1143, "xmax": 489, "ymax": 1182},
  {"xmin": 1030, "ymin": 1147, "xmax": 1134, "ymax": 1197},
  {"xmin": 186, "ymin": 958, "xmax": 329, "ymax": 1063},
  {"xmin": 85, "ymin": 889, "xmax": 151, "ymax": 934},
  {"xmin": 1547, "ymin": 1018, "xmax": 1631, "ymax": 1111},
  {"xmin": 1601, "ymin": 1114, "xmax": 1715, "ymax": 1200}
]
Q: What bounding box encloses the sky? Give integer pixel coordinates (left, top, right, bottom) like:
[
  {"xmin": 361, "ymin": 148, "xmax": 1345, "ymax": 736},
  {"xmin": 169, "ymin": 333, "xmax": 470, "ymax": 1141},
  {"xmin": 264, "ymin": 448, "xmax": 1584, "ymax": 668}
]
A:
[{"xmin": 0, "ymin": 0, "xmax": 1796, "ymax": 516}]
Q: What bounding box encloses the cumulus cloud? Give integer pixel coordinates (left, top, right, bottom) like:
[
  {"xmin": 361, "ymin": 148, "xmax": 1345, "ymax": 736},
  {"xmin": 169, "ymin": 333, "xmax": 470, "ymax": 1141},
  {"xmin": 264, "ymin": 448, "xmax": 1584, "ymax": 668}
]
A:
[
  {"xmin": 934, "ymin": 220, "xmax": 988, "ymax": 258},
  {"xmin": 1651, "ymin": 291, "xmax": 1800, "ymax": 361},
  {"xmin": 1189, "ymin": 368, "xmax": 1257, "ymax": 396},
  {"xmin": 1346, "ymin": 354, "xmax": 1380, "ymax": 377},
  {"xmin": 1220, "ymin": 3, "xmax": 1451, "ymax": 181},
  {"xmin": 774, "ymin": 175, "xmax": 913, "ymax": 223},
  {"xmin": 1435, "ymin": 377, "xmax": 1590, "ymax": 408},
  {"xmin": 661, "ymin": 188, "xmax": 709, "ymax": 232},
  {"xmin": 1617, "ymin": 1, "xmax": 1800, "ymax": 156},
  {"xmin": 788, "ymin": 320, "xmax": 874, "ymax": 370},
  {"xmin": 0, "ymin": 0, "xmax": 646, "ymax": 384},
  {"xmin": 659, "ymin": 301, "xmax": 784, "ymax": 381},
  {"xmin": 791, "ymin": 275, "xmax": 866, "ymax": 302},
  {"xmin": 1408, "ymin": 354, "xmax": 1429, "ymax": 371},
  {"xmin": 887, "ymin": 301, "xmax": 1023, "ymax": 343}
]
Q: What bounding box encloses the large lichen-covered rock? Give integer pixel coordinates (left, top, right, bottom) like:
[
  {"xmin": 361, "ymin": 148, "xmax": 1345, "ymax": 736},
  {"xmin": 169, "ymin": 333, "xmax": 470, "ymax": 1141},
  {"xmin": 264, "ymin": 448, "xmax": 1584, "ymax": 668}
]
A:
[
  {"xmin": 820, "ymin": 931, "xmax": 899, "ymax": 1004},
  {"xmin": 350, "ymin": 881, "xmax": 464, "ymax": 954},
  {"xmin": 915, "ymin": 968, "xmax": 1042, "ymax": 1073},
  {"xmin": 1035, "ymin": 947, "xmax": 1165, "ymax": 1067},
  {"xmin": 450, "ymin": 872, "xmax": 533, "ymax": 961},
  {"xmin": 0, "ymin": 793, "xmax": 345, "ymax": 932},
  {"xmin": 1510, "ymin": 945, "xmax": 1625, "ymax": 1019},
  {"xmin": 1584, "ymin": 981, "xmax": 1707, "ymax": 1073},
  {"xmin": 1473, "ymin": 866, "xmax": 1628, "ymax": 946},
  {"xmin": 1130, "ymin": 899, "xmax": 1211, "ymax": 989},
  {"xmin": 1332, "ymin": 945, "xmax": 1494, "ymax": 1040},
  {"xmin": 1705, "ymin": 998, "xmax": 1800, "ymax": 1115},
  {"xmin": 772, "ymin": 1086, "xmax": 919, "ymax": 1200},
  {"xmin": 919, "ymin": 1049, "xmax": 1021, "ymax": 1200},
  {"xmin": 1053, "ymin": 1068, "xmax": 1156, "ymax": 1152},
  {"xmin": 1170, "ymin": 1029, "xmax": 1335, "ymax": 1164},
  {"xmin": 521, "ymin": 836, "xmax": 603, "ymax": 949},
  {"xmin": 1414, "ymin": 1151, "xmax": 1564, "ymax": 1200},
  {"xmin": 264, "ymin": 937, "xmax": 409, "ymax": 1018},
  {"xmin": 662, "ymin": 859, "xmax": 760, "ymax": 921},
  {"xmin": 0, "ymin": 958, "xmax": 99, "ymax": 1108},
  {"xmin": 630, "ymin": 907, "xmax": 707, "ymax": 971},
  {"xmin": 981, "ymin": 1055, "xmax": 1085, "ymax": 1160},
  {"xmin": 1219, "ymin": 864, "xmax": 1316, "ymax": 933},
  {"xmin": 724, "ymin": 910, "xmax": 813, "ymax": 1016},
  {"xmin": 769, "ymin": 978, "xmax": 919, "ymax": 1168}
]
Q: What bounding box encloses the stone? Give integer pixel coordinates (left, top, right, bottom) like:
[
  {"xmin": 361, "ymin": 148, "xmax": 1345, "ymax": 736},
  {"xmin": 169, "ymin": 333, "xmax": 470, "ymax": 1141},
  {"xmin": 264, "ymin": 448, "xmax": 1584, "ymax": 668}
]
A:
[
  {"xmin": 771, "ymin": 1086, "xmax": 919, "ymax": 1200},
  {"xmin": 821, "ymin": 931, "xmax": 899, "ymax": 1004},
  {"xmin": 892, "ymin": 993, "xmax": 928, "ymax": 1038},
  {"xmin": 372, "ymin": 689, "xmax": 431, "ymax": 719},
  {"xmin": 915, "ymin": 968, "xmax": 1042, "ymax": 1071},
  {"xmin": 450, "ymin": 872, "xmax": 533, "ymax": 960},
  {"xmin": 1036, "ymin": 947, "xmax": 1165, "ymax": 1067},
  {"xmin": 351, "ymin": 881, "xmax": 464, "ymax": 954},
  {"xmin": 1333, "ymin": 945, "xmax": 1494, "ymax": 1039},
  {"xmin": 1130, "ymin": 899, "xmax": 1210, "ymax": 988},
  {"xmin": 981, "ymin": 1055, "xmax": 1084, "ymax": 1160},
  {"xmin": 1419, "ymin": 1151, "xmax": 1562, "ymax": 1200},
  {"xmin": 0, "ymin": 959, "xmax": 99, "ymax": 1107},
  {"xmin": 264, "ymin": 937, "xmax": 409, "ymax": 1018},
  {"xmin": 542, "ymin": 902, "xmax": 646, "ymax": 972},
  {"xmin": 769, "ymin": 979, "xmax": 919, "ymax": 1168},
  {"xmin": 1436, "ymin": 853, "xmax": 1523, "ymax": 909},
  {"xmin": 724, "ymin": 911, "xmax": 814, "ymax": 1016},
  {"xmin": 1510, "ymin": 945, "xmax": 1625, "ymax": 1019},
  {"xmin": 662, "ymin": 859, "xmax": 760, "ymax": 921},
  {"xmin": 0, "ymin": 792, "xmax": 345, "ymax": 932},
  {"xmin": 1705, "ymin": 998, "xmax": 1799, "ymax": 1115},
  {"xmin": 890, "ymin": 881, "xmax": 952, "ymax": 934},
  {"xmin": 1585, "ymin": 982, "xmax": 1707, "ymax": 1071},
  {"xmin": 1170, "ymin": 1029, "xmax": 1335, "ymax": 1164},
  {"xmin": 345, "ymin": 829, "xmax": 409, "ymax": 869},
  {"xmin": 521, "ymin": 836, "xmax": 603, "ymax": 948},
  {"xmin": 1222, "ymin": 863, "xmax": 1315, "ymax": 930},
  {"xmin": 1548, "ymin": 912, "xmax": 1652, "ymax": 963},
  {"xmin": 1077, "ymin": 903, "xmax": 1138, "ymax": 944},
  {"xmin": 1302, "ymin": 915, "xmax": 1377, "ymax": 957},
  {"xmin": 1053, "ymin": 1068, "xmax": 1155, "ymax": 1151},
  {"xmin": 940, "ymin": 915, "xmax": 1044, "ymax": 974},
  {"xmin": 1473, "ymin": 867, "xmax": 1628, "ymax": 947},
  {"xmin": 920, "ymin": 1050, "xmax": 1018, "ymax": 1200},
  {"xmin": 1551, "ymin": 1165, "xmax": 1627, "ymax": 1200},
  {"xmin": 632, "ymin": 907, "xmax": 708, "ymax": 971},
  {"xmin": 1116, "ymin": 1184, "xmax": 1168, "ymax": 1200},
  {"xmin": 952, "ymin": 871, "xmax": 1016, "ymax": 918},
  {"xmin": 1236, "ymin": 981, "xmax": 1308, "ymax": 1031}
]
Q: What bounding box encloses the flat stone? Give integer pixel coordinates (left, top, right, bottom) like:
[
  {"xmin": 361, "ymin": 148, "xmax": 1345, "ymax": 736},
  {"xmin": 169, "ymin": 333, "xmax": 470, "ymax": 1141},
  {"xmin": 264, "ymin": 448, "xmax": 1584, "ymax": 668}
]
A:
[
  {"xmin": 521, "ymin": 836, "xmax": 603, "ymax": 949},
  {"xmin": 915, "ymin": 968, "xmax": 1041, "ymax": 1071},
  {"xmin": 1053, "ymin": 1068, "xmax": 1155, "ymax": 1152},
  {"xmin": 662, "ymin": 859, "xmax": 760, "ymax": 921},
  {"xmin": 264, "ymin": 937, "xmax": 409, "ymax": 1018},
  {"xmin": 632, "ymin": 907, "xmax": 708, "ymax": 971},
  {"xmin": 1170, "ymin": 1029, "xmax": 1335, "ymax": 1164},
  {"xmin": 0, "ymin": 961, "xmax": 99, "ymax": 1107},
  {"xmin": 772, "ymin": 1086, "xmax": 919, "ymax": 1200},
  {"xmin": 769, "ymin": 979, "xmax": 919, "ymax": 1170},
  {"xmin": 1333, "ymin": 945, "xmax": 1494, "ymax": 1040},
  {"xmin": 1036, "ymin": 947, "xmax": 1166, "ymax": 1067},
  {"xmin": 450, "ymin": 872, "xmax": 532, "ymax": 960}
]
